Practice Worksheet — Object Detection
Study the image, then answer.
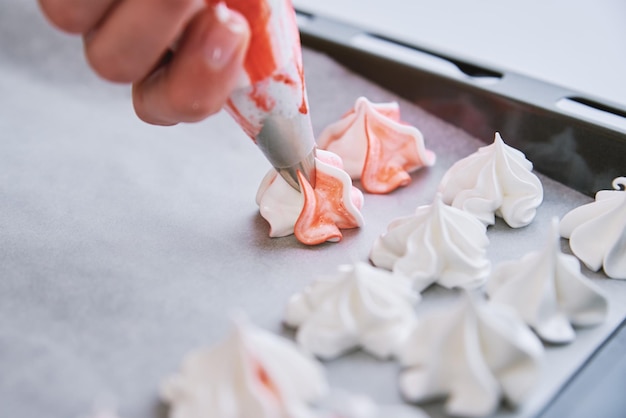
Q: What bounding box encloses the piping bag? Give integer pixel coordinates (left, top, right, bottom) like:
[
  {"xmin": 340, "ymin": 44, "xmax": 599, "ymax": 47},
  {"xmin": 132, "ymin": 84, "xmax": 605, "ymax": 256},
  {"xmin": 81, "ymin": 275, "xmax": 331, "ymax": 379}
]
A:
[{"xmin": 209, "ymin": 0, "xmax": 316, "ymax": 191}]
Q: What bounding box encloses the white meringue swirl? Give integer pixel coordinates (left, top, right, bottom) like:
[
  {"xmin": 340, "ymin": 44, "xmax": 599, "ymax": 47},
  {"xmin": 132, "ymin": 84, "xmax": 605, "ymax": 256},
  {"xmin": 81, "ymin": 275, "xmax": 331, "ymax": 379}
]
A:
[
  {"xmin": 398, "ymin": 293, "xmax": 544, "ymax": 417},
  {"xmin": 370, "ymin": 193, "xmax": 490, "ymax": 292},
  {"xmin": 161, "ymin": 316, "xmax": 327, "ymax": 418},
  {"xmin": 284, "ymin": 262, "xmax": 419, "ymax": 359},
  {"xmin": 317, "ymin": 97, "xmax": 436, "ymax": 194},
  {"xmin": 487, "ymin": 218, "xmax": 608, "ymax": 344},
  {"xmin": 560, "ymin": 177, "xmax": 626, "ymax": 279},
  {"xmin": 439, "ymin": 132, "xmax": 543, "ymax": 228}
]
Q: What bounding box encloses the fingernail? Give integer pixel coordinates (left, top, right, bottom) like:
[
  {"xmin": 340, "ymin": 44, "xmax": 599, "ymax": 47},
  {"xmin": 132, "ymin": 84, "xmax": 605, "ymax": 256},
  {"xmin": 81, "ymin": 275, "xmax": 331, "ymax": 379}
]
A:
[{"xmin": 204, "ymin": 3, "xmax": 249, "ymax": 71}]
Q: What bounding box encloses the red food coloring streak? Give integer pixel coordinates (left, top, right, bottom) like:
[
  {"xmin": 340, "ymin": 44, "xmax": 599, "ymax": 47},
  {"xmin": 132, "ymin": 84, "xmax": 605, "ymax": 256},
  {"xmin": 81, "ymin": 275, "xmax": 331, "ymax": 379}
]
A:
[
  {"xmin": 249, "ymin": 84, "xmax": 275, "ymax": 112},
  {"xmin": 208, "ymin": 0, "xmax": 311, "ymax": 136},
  {"xmin": 208, "ymin": 0, "xmax": 278, "ymax": 118},
  {"xmin": 296, "ymin": 62, "xmax": 308, "ymax": 114},
  {"xmin": 361, "ymin": 112, "xmax": 426, "ymax": 194},
  {"xmin": 294, "ymin": 169, "xmax": 360, "ymax": 245},
  {"xmin": 254, "ymin": 361, "xmax": 282, "ymax": 402},
  {"xmin": 273, "ymin": 70, "xmax": 308, "ymax": 114},
  {"xmin": 286, "ymin": 5, "xmax": 308, "ymax": 115},
  {"xmin": 210, "ymin": 0, "xmax": 278, "ymax": 84},
  {"xmin": 272, "ymin": 73, "xmax": 296, "ymax": 86}
]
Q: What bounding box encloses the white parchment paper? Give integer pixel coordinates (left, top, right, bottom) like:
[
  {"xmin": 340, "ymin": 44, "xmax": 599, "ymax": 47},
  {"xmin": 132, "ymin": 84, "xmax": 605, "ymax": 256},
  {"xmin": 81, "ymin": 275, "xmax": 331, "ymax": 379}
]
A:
[{"xmin": 1, "ymin": 2, "xmax": 624, "ymax": 418}]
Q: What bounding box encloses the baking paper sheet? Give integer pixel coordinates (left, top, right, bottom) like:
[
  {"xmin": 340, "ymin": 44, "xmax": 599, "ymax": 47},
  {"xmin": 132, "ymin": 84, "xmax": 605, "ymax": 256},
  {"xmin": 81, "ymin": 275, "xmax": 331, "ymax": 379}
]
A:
[{"xmin": 1, "ymin": 3, "xmax": 625, "ymax": 417}]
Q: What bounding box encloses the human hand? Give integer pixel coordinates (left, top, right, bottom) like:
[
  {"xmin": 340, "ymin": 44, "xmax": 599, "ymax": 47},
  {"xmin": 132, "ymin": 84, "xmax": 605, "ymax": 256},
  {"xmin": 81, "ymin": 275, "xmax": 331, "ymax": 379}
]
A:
[{"xmin": 38, "ymin": 0, "xmax": 251, "ymax": 125}]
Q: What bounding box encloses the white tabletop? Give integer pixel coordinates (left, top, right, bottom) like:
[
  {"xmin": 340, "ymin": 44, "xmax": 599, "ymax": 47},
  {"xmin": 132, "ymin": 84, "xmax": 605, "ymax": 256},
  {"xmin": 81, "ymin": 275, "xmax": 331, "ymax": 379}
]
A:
[{"xmin": 293, "ymin": 0, "xmax": 626, "ymax": 108}]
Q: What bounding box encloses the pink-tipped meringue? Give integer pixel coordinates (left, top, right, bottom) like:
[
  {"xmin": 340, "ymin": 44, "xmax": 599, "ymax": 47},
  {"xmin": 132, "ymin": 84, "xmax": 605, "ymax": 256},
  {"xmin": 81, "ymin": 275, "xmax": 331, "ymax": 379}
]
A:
[
  {"xmin": 317, "ymin": 97, "xmax": 436, "ymax": 194},
  {"xmin": 161, "ymin": 316, "xmax": 327, "ymax": 418},
  {"xmin": 256, "ymin": 149, "xmax": 364, "ymax": 245}
]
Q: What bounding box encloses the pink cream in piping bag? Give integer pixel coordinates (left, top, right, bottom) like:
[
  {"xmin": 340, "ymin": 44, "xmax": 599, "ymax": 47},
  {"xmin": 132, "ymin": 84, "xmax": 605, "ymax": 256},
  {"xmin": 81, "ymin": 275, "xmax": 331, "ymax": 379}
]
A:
[{"xmin": 208, "ymin": 0, "xmax": 316, "ymax": 191}]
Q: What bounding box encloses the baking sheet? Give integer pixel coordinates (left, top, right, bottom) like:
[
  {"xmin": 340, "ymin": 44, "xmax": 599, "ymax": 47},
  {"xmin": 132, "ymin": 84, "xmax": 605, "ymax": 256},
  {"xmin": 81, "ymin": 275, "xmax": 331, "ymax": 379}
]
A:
[{"xmin": 1, "ymin": 3, "xmax": 625, "ymax": 417}]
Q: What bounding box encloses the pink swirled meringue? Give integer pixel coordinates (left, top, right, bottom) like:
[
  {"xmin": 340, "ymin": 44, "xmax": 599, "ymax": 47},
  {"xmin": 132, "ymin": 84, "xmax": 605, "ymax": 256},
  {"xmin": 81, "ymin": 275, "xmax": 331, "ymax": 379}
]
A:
[
  {"xmin": 398, "ymin": 293, "xmax": 544, "ymax": 417},
  {"xmin": 560, "ymin": 177, "xmax": 626, "ymax": 279},
  {"xmin": 284, "ymin": 262, "xmax": 419, "ymax": 360},
  {"xmin": 439, "ymin": 132, "xmax": 543, "ymax": 228},
  {"xmin": 487, "ymin": 218, "xmax": 608, "ymax": 344},
  {"xmin": 317, "ymin": 97, "xmax": 436, "ymax": 194},
  {"xmin": 370, "ymin": 193, "xmax": 490, "ymax": 292},
  {"xmin": 161, "ymin": 316, "xmax": 327, "ymax": 418},
  {"xmin": 256, "ymin": 149, "xmax": 364, "ymax": 245}
]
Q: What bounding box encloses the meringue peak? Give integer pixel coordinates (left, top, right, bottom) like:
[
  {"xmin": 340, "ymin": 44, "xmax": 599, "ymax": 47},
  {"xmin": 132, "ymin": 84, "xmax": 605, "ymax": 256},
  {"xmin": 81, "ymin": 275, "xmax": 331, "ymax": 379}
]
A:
[
  {"xmin": 317, "ymin": 97, "xmax": 435, "ymax": 194},
  {"xmin": 161, "ymin": 315, "xmax": 327, "ymax": 418},
  {"xmin": 398, "ymin": 292, "xmax": 544, "ymax": 417},
  {"xmin": 370, "ymin": 193, "xmax": 490, "ymax": 292},
  {"xmin": 560, "ymin": 176, "xmax": 626, "ymax": 279},
  {"xmin": 256, "ymin": 149, "xmax": 364, "ymax": 245},
  {"xmin": 487, "ymin": 217, "xmax": 608, "ymax": 344},
  {"xmin": 439, "ymin": 132, "xmax": 543, "ymax": 228},
  {"xmin": 284, "ymin": 262, "xmax": 419, "ymax": 359}
]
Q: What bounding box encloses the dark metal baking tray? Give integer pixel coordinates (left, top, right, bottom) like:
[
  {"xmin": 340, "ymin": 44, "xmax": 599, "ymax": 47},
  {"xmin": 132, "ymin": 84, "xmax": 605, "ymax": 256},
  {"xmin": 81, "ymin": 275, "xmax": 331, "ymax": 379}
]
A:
[
  {"xmin": 295, "ymin": 9, "xmax": 626, "ymax": 418},
  {"xmin": 1, "ymin": 4, "xmax": 624, "ymax": 417},
  {"xmin": 295, "ymin": 9, "xmax": 626, "ymax": 198}
]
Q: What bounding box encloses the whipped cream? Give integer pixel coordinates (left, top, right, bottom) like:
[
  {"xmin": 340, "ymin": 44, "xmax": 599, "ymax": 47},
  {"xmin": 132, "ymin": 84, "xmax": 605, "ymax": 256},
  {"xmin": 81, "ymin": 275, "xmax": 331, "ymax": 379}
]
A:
[
  {"xmin": 439, "ymin": 132, "xmax": 543, "ymax": 228},
  {"xmin": 284, "ymin": 262, "xmax": 419, "ymax": 359},
  {"xmin": 161, "ymin": 317, "xmax": 327, "ymax": 418},
  {"xmin": 398, "ymin": 293, "xmax": 544, "ymax": 417},
  {"xmin": 370, "ymin": 193, "xmax": 490, "ymax": 292},
  {"xmin": 560, "ymin": 177, "xmax": 626, "ymax": 279},
  {"xmin": 487, "ymin": 218, "xmax": 608, "ymax": 344},
  {"xmin": 317, "ymin": 97, "xmax": 436, "ymax": 194},
  {"xmin": 256, "ymin": 149, "xmax": 364, "ymax": 245}
]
